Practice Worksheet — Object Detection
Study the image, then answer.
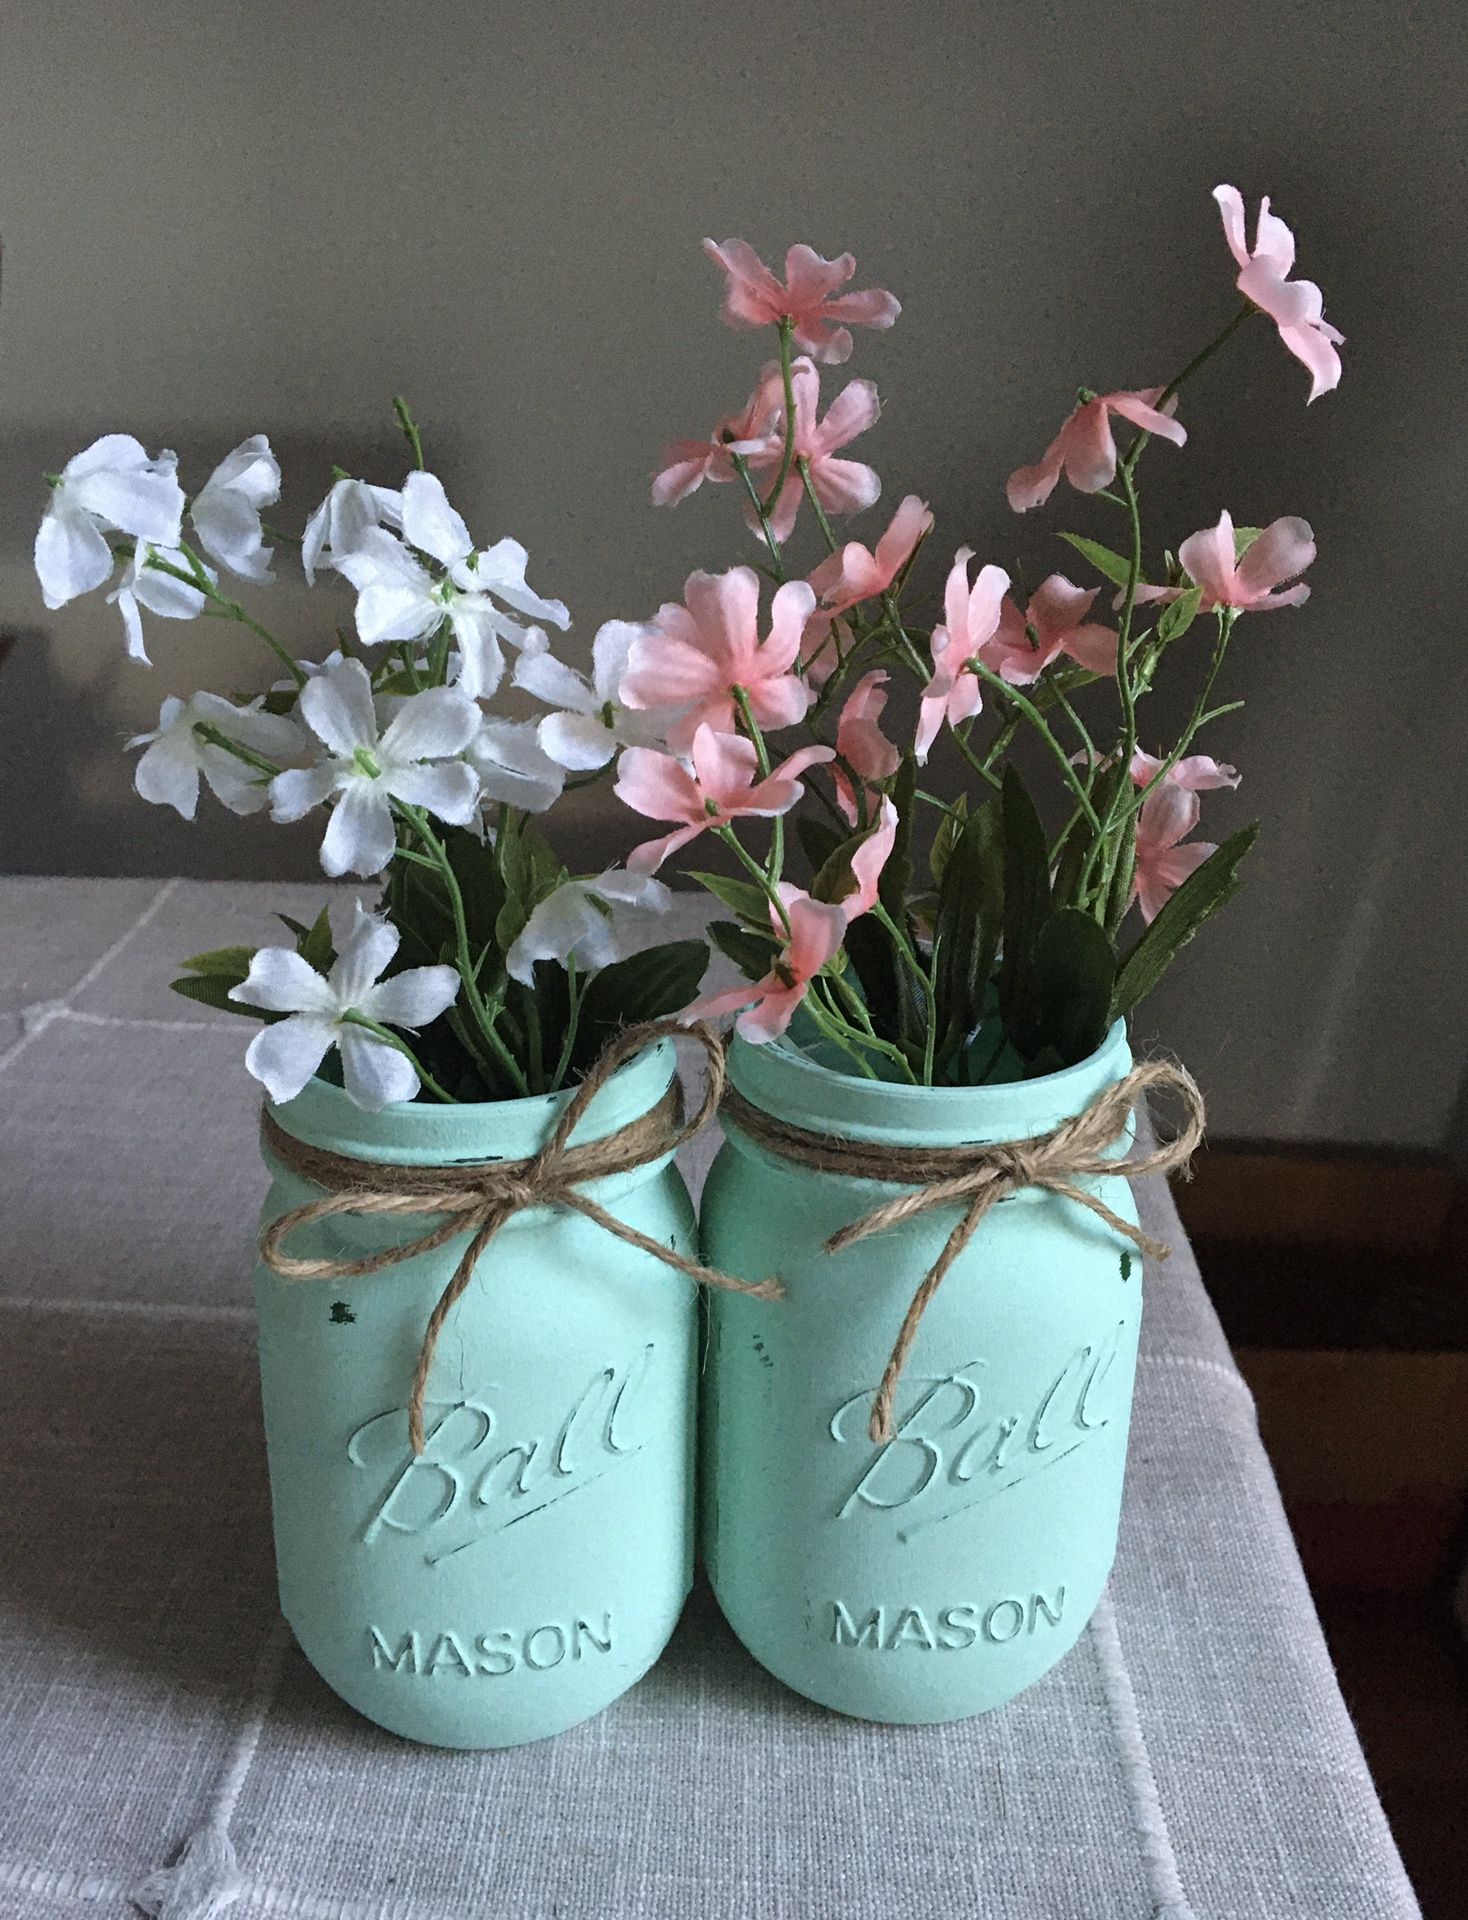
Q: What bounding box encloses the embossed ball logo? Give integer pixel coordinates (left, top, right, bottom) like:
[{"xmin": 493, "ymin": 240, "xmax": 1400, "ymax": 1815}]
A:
[
  {"xmin": 346, "ymin": 1344, "xmax": 656, "ymax": 1566},
  {"xmin": 828, "ymin": 1322, "xmax": 1128, "ymax": 1543}
]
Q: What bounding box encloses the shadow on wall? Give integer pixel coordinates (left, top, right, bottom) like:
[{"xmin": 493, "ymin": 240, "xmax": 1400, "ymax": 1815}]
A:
[{"xmin": 0, "ymin": 629, "xmax": 323, "ymax": 880}]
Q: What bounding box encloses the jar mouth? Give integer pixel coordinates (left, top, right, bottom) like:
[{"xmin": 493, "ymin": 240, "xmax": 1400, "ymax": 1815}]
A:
[
  {"xmin": 266, "ymin": 1036, "xmax": 679, "ymax": 1167},
  {"xmin": 726, "ymin": 1021, "xmax": 1133, "ymax": 1148}
]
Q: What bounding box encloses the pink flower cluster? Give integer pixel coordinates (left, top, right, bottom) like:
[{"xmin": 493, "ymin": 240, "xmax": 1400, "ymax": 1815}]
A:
[{"xmin": 605, "ymin": 196, "xmax": 1337, "ymax": 1044}]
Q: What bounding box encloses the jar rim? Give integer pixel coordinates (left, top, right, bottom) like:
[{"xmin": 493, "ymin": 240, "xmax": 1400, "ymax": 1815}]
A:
[
  {"xmin": 726, "ymin": 1020, "xmax": 1133, "ymax": 1149},
  {"xmin": 265, "ymin": 1036, "xmax": 678, "ymax": 1168}
]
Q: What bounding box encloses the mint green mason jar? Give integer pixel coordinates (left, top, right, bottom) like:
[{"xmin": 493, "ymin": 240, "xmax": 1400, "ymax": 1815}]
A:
[
  {"xmin": 253, "ymin": 1038, "xmax": 697, "ymax": 1749},
  {"xmin": 700, "ymin": 1022, "xmax": 1140, "ymax": 1724}
]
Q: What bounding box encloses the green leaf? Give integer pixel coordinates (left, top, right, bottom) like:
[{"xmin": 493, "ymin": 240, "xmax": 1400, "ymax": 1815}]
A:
[
  {"xmin": 178, "ymin": 945, "xmax": 256, "ymax": 979},
  {"xmin": 169, "ymin": 974, "xmax": 261, "ymax": 1016},
  {"xmin": 443, "ymin": 825, "xmax": 509, "ymax": 960},
  {"xmin": 298, "ymin": 905, "xmax": 335, "ymax": 973},
  {"xmin": 997, "ymin": 767, "xmax": 1052, "ymax": 1032},
  {"xmin": 577, "ymin": 939, "xmax": 710, "ymax": 1049},
  {"xmin": 688, "ymin": 871, "xmax": 772, "ymax": 925},
  {"xmin": 1012, "ymin": 908, "xmax": 1117, "ymax": 1069},
  {"xmin": 1157, "ymin": 583, "xmax": 1203, "ymax": 644},
  {"xmin": 1232, "ymin": 525, "xmax": 1264, "ymax": 558},
  {"xmin": 933, "ymin": 799, "xmax": 1002, "ymax": 1061},
  {"xmin": 1057, "ymin": 533, "xmax": 1133, "ymax": 589},
  {"xmin": 276, "ymin": 914, "xmax": 310, "ymax": 941},
  {"xmin": 707, "ymin": 920, "xmax": 777, "ymax": 982},
  {"xmin": 796, "ymin": 812, "xmax": 845, "ymax": 882},
  {"xmin": 880, "ymin": 755, "xmax": 917, "ymax": 921},
  {"xmin": 1111, "ymin": 822, "xmax": 1259, "ymax": 1021},
  {"xmin": 928, "ymin": 793, "xmax": 969, "ymax": 887}
]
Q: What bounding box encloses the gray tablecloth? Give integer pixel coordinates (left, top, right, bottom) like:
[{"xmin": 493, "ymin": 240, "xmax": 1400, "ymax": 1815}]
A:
[{"xmin": 0, "ymin": 877, "xmax": 1422, "ymax": 1920}]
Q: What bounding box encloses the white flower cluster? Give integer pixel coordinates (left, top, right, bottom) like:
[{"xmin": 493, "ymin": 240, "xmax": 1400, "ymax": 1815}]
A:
[
  {"xmin": 34, "ymin": 433, "xmax": 679, "ymax": 1092},
  {"xmin": 37, "ymin": 429, "xmax": 667, "ymax": 877}
]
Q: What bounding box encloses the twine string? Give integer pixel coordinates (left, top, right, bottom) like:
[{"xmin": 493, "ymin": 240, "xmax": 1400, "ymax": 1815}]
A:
[
  {"xmin": 720, "ymin": 1058, "xmax": 1205, "ymax": 1444},
  {"xmin": 257, "ymin": 1019, "xmax": 780, "ymax": 1454}
]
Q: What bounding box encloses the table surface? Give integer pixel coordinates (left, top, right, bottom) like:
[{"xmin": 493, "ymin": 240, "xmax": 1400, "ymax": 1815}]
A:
[{"xmin": 0, "ymin": 876, "xmax": 1422, "ymax": 1920}]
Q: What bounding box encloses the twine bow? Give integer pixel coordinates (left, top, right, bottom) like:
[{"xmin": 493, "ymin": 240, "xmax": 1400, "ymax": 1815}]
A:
[
  {"xmin": 721, "ymin": 1058, "xmax": 1205, "ymax": 1444},
  {"xmin": 258, "ymin": 1019, "xmax": 780, "ymax": 1454}
]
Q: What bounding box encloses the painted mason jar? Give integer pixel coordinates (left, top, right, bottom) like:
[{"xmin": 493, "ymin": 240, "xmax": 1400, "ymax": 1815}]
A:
[
  {"xmin": 700, "ymin": 1021, "xmax": 1140, "ymax": 1724},
  {"xmin": 254, "ymin": 1038, "xmax": 697, "ymax": 1749}
]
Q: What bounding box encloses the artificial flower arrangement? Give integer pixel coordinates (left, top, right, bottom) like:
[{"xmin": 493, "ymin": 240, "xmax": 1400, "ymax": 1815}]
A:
[
  {"xmin": 31, "ymin": 182, "xmax": 1340, "ymax": 1754},
  {"xmin": 34, "ymin": 183, "xmax": 1336, "ymax": 1106}
]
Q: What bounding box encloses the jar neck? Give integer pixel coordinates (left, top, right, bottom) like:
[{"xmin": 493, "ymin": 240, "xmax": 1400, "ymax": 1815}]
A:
[
  {"xmin": 726, "ymin": 1022, "xmax": 1133, "ymax": 1149},
  {"xmin": 266, "ymin": 1038, "xmax": 678, "ymax": 1168}
]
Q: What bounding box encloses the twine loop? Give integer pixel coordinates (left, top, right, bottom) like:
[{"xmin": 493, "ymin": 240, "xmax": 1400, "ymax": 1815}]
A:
[
  {"xmin": 258, "ymin": 1018, "xmax": 781, "ymax": 1454},
  {"xmin": 721, "ymin": 1057, "xmax": 1205, "ymax": 1444}
]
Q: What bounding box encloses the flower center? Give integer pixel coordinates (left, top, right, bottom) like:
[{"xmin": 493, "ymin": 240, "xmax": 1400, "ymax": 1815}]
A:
[{"xmin": 353, "ymin": 748, "xmax": 382, "ymax": 779}]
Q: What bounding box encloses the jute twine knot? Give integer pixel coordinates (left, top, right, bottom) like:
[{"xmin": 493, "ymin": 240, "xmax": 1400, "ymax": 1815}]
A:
[
  {"xmin": 721, "ymin": 1058, "xmax": 1206, "ymax": 1445},
  {"xmin": 258, "ymin": 1018, "xmax": 781, "ymax": 1454}
]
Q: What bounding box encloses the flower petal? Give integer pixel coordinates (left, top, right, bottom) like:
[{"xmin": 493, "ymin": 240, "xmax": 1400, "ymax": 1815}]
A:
[
  {"xmin": 401, "ymin": 471, "xmax": 473, "ymax": 569},
  {"xmin": 386, "ymin": 759, "xmax": 481, "ymax": 825},
  {"xmin": 232, "ymin": 947, "xmax": 338, "ymax": 1016},
  {"xmin": 268, "ymin": 764, "xmax": 338, "ymax": 823},
  {"xmin": 539, "ymin": 709, "xmax": 616, "ymax": 771},
  {"xmin": 320, "ymin": 781, "xmax": 397, "ymax": 878},
  {"xmin": 338, "ymin": 1026, "xmax": 421, "ymax": 1111},
  {"xmin": 470, "ymin": 537, "xmax": 571, "ymax": 630},
  {"xmin": 245, "ymin": 1015, "xmax": 336, "ymax": 1105},
  {"xmin": 614, "ymin": 745, "xmax": 702, "ymax": 824},
  {"xmin": 1236, "ymin": 516, "xmax": 1316, "ymax": 596},
  {"xmin": 361, "ymin": 963, "xmax": 460, "ymax": 1029},
  {"xmin": 133, "ymin": 734, "xmax": 201, "ymax": 819},
  {"xmin": 34, "ymin": 501, "xmax": 115, "ymax": 609},
  {"xmin": 379, "ymin": 685, "xmax": 480, "ymax": 764},
  {"xmin": 328, "ymin": 906, "xmax": 400, "ymax": 1008},
  {"xmin": 300, "ymin": 657, "xmax": 378, "ymax": 756}
]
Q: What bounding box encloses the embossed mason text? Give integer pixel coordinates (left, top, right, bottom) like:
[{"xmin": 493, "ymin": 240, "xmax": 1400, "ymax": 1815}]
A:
[
  {"xmin": 370, "ymin": 1614, "xmax": 614, "ymax": 1677},
  {"xmin": 829, "ymin": 1592, "xmax": 1065, "ymax": 1651}
]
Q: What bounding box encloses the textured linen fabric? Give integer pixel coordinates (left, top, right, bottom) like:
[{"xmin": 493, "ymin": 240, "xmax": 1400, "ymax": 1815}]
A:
[{"xmin": 0, "ymin": 878, "xmax": 1422, "ymax": 1920}]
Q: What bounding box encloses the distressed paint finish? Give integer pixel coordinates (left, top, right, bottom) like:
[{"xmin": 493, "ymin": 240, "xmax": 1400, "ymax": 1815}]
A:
[
  {"xmin": 701, "ymin": 1023, "xmax": 1142, "ymax": 1723},
  {"xmin": 254, "ymin": 1039, "xmax": 698, "ymax": 1748}
]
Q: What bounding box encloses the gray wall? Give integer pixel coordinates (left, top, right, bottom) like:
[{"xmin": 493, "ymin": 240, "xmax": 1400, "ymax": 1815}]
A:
[{"xmin": 1, "ymin": 1, "xmax": 1463, "ymax": 1150}]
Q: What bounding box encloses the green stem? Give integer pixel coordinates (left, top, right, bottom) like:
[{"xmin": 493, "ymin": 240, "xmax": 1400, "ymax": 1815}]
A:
[
  {"xmin": 797, "ymin": 458, "xmax": 840, "ymax": 554},
  {"xmin": 879, "ymin": 593, "xmax": 930, "ymax": 682},
  {"xmin": 967, "ymin": 661, "xmax": 1102, "ymax": 828},
  {"xmin": 801, "ymin": 984, "xmax": 882, "ymax": 1078},
  {"xmin": 807, "ymin": 978, "xmax": 914, "ymax": 1080},
  {"xmin": 716, "ymin": 824, "xmax": 791, "ymax": 937},
  {"xmin": 1047, "ymin": 673, "xmax": 1098, "ymax": 769},
  {"xmin": 730, "ymin": 684, "xmax": 785, "ymax": 886},
  {"xmin": 191, "ymin": 722, "xmax": 281, "ymax": 779},
  {"xmin": 393, "ymin": 395, "xmax": 426, "ymax": 470},
  {"xmin": 1128, "ymin": 611, "xmax": 1238, "ymax": 815},
  {"xmin": 394, "ymin": 805, "xmax": 530, "ymax": 1095},
  {"xmin": 339, "ymin": 1011, "xmax": 454, "ymax": 1103},
  {"xmin": 951, "ymin": 723, "xmax": 1005, "ymax": 793},
  {"xmin": 872, "ymin": 901, "xmax": 938, "ymax": 1083},
  {"xmin": 551, "ymin": 961, "xmax": 585, "ymax": 1090},
  {"xmin": 522, "ymin": 986, "xmax": 546, "ymax": 1094},
  {"xmin": 731, "ymin": 450, "xmax": 787, "ymax": 580},
  {"xmin": 147, "ymin": 549, "xmax": 307, "ymax": 687},
  {"xmin": 1118, "ymin": 303, "xmax": 1255, "ymax": 483},
  {"xmin": 759, "ymin": 318, "xmax": 799, "ymax": 516}
]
